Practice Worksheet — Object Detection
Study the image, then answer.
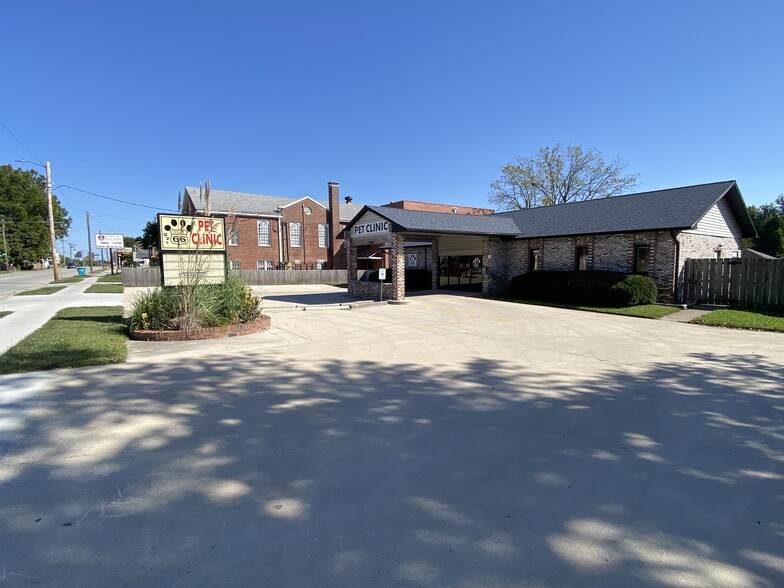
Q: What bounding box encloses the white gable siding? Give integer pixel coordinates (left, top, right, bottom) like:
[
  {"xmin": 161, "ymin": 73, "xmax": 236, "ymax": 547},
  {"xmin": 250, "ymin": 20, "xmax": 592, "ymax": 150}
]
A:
[
  {"xmin": 349, "ymin": 211, "xmax": 390, "ymax": 244},
  {"xmin": 684, "ymin": 198, "xmax": 742, "ymax": 238}
]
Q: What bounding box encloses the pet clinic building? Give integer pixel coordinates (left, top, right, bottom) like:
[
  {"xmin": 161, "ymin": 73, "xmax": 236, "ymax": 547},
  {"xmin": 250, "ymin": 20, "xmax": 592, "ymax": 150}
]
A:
[{"xmin": 342, "ymin": 181, "xmax": 756, "ymax": 302}]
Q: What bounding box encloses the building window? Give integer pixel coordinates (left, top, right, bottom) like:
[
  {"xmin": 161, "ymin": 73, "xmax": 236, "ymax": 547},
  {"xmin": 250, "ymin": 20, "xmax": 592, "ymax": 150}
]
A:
[
  {"xmin": 257, "ymin": 220, "xmax": 270, "ymax": 246},
  {"xmin": 227, "ymin": 230, "xmax": 239, "ymax": 246},
  {"xmin": 318, "ymin": 224, "xmax": 328, "ymax": 248},
  {"xmin": 229, "ymin": 260, "xmax": 241, "ymax": 271},
  {"xmin": 634, "ymin": 244, "xmax": 650, "ymax": 274},
  {"xmin": 576, "ymin": 246, "xmax": 589, "ymax": 271},
  {"xmin": 530, "ymin": 248, "xmax": 542, "ymax": 271},
  {"xmin": 290, "ymin": 222, "xmax": 302, "ymax": 247},
  {"xmin": 257, "ymin": 260, "xmax": 274, "ymax": 271}
]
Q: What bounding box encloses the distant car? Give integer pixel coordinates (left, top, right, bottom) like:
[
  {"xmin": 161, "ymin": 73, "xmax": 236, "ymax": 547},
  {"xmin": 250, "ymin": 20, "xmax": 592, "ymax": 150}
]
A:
[
  {"xmin": 66, "ymin": 263, "xmax": 76, "ymax": 269},
  {"xmin": 21, "ymin": 261, "xmax": 35, "ymax": 270}
]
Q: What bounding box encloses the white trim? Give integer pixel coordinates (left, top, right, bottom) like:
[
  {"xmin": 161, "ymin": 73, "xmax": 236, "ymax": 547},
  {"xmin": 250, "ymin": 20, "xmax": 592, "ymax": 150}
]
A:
[
  {"xmin": 257, "ymin": 219, "xmax": 271, "ymax": 247},
  {"xmin": 278, "ymin": 196, "xmax": 328, "ymax": 210}
]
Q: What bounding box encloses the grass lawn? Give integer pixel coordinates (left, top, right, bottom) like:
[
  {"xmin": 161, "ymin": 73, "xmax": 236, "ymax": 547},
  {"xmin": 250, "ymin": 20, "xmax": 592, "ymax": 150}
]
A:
[
  {"xmin": 0, "ymin": 311, "xmax": 10, "ymax": 320},
  {"xmin": 505, "ymin": 298, "xmax": 682, "ymax": 319},
  {"xmin": 693, "ymin": 309, "xmax": 784, "ymax": 333},
  {"xmin": 85, "ymin": 283, "xmax": 123, "ymax": 294},
  {"xmin": 15, "ymin": 286, "xmax": 66, "ymax": 296},
  {"xmin": 0, "ymin": 306, "xmax": 127, "ymax": 374},
  {"xmin": 51, "ymin": 276, "xmax": 86, "ymax": 284},
  {"xmin": 97, "ymin": 273, "xmax": 123, "ymax": 283}
]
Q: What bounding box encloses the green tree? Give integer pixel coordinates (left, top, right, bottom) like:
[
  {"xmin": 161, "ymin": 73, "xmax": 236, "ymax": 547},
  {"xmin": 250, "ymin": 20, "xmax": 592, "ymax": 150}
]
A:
[
  {"xmin": 0, "ymin": 165, "xmax": 71, "ymax": 265},
  {"xmin": 137, "ymin": 219, "xmax": 159, "ymax": 250},
  {"xmin": 744, "ymin": 198, "xmax": 784, "ymax": 257},
  {"xmin": 123, "ymin": 236, "xmax": 139, "ymax": 248},
  {"xmin": 489, "ymin": 144, "xmax": 639, "ymax": 210}
]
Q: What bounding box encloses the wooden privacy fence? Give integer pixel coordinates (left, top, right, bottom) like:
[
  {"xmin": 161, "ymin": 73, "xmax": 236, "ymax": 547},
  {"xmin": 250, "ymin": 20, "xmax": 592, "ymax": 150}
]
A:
[
  {"xmin": 122, "ymin": 268, "xmax": 347, "ymax": 287},
  {"xmin": 684, "ymin": 258, "xmax": 784, "ymax": 309}
]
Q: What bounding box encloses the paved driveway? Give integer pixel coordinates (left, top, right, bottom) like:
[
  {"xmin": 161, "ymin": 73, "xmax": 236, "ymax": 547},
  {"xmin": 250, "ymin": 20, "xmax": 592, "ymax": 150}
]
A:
[{"xmin": 1, "ymin": 291, "xmax": 782, "ymax": 587}]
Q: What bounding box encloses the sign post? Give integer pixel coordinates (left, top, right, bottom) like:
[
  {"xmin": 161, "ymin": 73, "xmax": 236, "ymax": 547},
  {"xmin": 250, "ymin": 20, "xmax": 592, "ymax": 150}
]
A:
[{"xmin": 378, "ymin": 268, "xmax": 387, "ymax": 302}]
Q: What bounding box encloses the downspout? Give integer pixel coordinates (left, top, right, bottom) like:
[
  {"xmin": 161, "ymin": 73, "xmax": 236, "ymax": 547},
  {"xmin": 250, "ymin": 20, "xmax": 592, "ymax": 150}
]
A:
[
  {"xmin": 671, "ymin": 230, "xmax": 681, "ymax": 303},
  {"xmin": 277, "ymin": 215, "xmax": 284, "ymax": 268}
]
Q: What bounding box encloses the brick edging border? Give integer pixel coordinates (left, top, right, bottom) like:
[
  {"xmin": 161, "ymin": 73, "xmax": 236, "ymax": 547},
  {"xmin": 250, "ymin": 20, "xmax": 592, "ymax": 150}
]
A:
[{"xmin": 130, "ymin": 315, "xmax": 271, "ymax": 341}]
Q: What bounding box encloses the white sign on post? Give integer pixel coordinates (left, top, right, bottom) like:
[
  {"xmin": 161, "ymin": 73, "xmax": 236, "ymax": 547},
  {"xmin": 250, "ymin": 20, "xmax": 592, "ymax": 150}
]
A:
[
  {"xmin": 378, "ymin": 268, "xmax": 387, "ymax": 281},
  {"xmin": 95, "ymin": 233, "xmax": 124, "ymax": 249}
]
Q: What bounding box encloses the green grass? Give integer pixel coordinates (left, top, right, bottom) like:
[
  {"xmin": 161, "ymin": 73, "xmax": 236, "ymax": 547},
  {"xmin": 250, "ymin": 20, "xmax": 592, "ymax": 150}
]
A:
[
  {"xmin": 97, "ymin": 273, "xmax": 123, "ymax": 283},
  {"xmin": 51, "ymin": 276, "xmax": 86, "ymax": 284},
  {"xmin": 692, "ymin": 309, "xmax": 784, "ymax": 332},
  {"xmin": 505, "ymin": 298, "xmax": 682, "ymax": 319},
  {"xmin": 0, "ymin": 306, "xmax": 127, "ymax": 374},
  {"xmin": 85, "ymin": 283, "xmax": 123, "ymax": 294},
  {"xmin": 0, "ymin": 311, "xmax": 10, "ymax": 320},
  {"xmin": 15, "ymin": 286, "xmax": 66, "ymax": 296}
]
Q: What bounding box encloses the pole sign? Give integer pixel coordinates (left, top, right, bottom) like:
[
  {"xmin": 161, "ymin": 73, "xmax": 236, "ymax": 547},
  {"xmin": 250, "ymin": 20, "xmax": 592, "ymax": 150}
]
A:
[
  {"xmin": 158, "ymin": 215, "xmax": 226, "ymax": 252},
  {"xmin": 157, "ymin": 214, "xmax": 227, "ymax": 286},
  {"xmin": 95, "ymin": 233, "xmax": 123, "ymax": 249}
]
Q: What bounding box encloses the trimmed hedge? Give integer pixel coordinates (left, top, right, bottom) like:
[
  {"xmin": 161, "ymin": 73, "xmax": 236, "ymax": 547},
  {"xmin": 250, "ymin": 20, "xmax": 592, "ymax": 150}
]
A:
[{"xmin": 508, "ymin": 271, "xmax": 658, "ymax": 307}]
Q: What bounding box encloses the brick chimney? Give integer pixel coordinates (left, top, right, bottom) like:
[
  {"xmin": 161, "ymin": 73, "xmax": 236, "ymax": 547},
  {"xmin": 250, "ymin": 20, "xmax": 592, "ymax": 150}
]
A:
[{"xmin": 328, "ymin": 182, "xmax": 340, "ymax": 268}]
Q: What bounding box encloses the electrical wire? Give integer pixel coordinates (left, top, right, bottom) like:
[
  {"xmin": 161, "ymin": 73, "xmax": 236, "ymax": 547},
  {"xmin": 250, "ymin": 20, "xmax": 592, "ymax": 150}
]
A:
[
  {"xmin": 57, "ymin": 184, "xmax": 178, "ymax": 212},
  {"xmin": 0, "ymin": 118, "xmax": 43, "ymax": 165}
]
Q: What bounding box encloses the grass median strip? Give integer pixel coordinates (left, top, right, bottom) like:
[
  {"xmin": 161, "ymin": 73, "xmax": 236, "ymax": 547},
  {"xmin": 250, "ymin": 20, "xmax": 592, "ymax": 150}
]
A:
[
  {"xmin": 15, "ymin": 286, "xmax": 66, "ymax": 296},
  {"xmin": 97, "ymin": 273, "xmax": 123, "ymax": 283},
  {"xmin": 504, "ymin": 298, "xmax": 682, "ymax": 319},
  {"xmin": 692, "ymin": 309, "xmax": 784, "ymax": 333},
  {"xmin": 85, "ymin": 283, "xmax": 123, "ymax": 293},
  {"xmin": 52, "ymin": 276, "xmax": 86, "ymax": 284},
  {"xmin": 0, "ymin": 306, "xmax": 127, "ymax": 374}
]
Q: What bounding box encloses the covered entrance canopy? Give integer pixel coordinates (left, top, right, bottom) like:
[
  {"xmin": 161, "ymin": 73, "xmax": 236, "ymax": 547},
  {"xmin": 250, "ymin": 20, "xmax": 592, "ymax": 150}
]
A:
[{"xmin": 341, "ymin": 206, "xmax": 520, "ymax": 301}]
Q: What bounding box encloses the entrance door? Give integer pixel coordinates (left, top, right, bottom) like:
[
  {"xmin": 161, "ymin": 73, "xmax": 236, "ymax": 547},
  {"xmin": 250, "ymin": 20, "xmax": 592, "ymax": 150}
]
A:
[{"xmin": 438, "ymin": 255, "xmax": 483, "ymax": 291}]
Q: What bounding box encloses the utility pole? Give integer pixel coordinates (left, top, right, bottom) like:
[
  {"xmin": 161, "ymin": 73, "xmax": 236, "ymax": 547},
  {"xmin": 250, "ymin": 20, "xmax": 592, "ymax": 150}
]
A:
[
  {"xmin": 1, "ymin": 215, "xmax": 9, "ymax": 272},
  {"xmin": 45, "ymin": 162, "xmax": 60, "ymax": 281},
  {"xmin": 61, "ymin": 237, "xmax": 66, "ymax": 267},
  {"xmin": 86, "ymin": 211, "xmax": 94, "ymax": 273},
  {"xmin": 15, "ymin": 160, "xmax": 60, "ymax": 280}
]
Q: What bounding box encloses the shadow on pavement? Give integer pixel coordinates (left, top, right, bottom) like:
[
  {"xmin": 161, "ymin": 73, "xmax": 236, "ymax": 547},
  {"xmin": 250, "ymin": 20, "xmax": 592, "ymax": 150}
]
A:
[{"xmin": 0, "ymin": 353, "xmax": 782, "ymax": 586}]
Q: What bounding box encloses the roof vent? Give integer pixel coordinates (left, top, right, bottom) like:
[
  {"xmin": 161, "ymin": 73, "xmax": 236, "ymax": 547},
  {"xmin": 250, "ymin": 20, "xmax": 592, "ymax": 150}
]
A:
[{"xmin": 345, "ymin": 195, "xmax": 353, "ymax": 203}]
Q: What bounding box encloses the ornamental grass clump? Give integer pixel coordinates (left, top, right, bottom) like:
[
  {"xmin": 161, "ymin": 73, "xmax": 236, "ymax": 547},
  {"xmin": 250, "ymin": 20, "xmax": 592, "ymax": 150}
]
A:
[{"xmin": 130, "ymin": 273, "xmax": 262, "ymax": 332}]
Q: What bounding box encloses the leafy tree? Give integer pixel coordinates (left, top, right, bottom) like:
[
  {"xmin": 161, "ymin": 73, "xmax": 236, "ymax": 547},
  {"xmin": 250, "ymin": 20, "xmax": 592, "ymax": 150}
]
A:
[
  {"xmin": 489, "ymin": 144, "xmax": 639, "ymax": 210},
  {"xmin": 137, "ymin": 219, "xmax": 159, "ymax": 250},
  {"xmin": 123, "ymin": 236, "xmax": 139, "ymax": 248},
  {"xmin": 0, "ymin": 165, "xmax": 71, "ymax": 265},
  {"xmin": 744, "ymin": 198, "xmax": 784, "ymax": 257}
]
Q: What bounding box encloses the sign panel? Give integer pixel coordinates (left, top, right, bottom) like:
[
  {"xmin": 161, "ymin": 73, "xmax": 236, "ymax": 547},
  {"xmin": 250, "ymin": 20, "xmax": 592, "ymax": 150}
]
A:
[
  {"xmin": 95, "ymin": 233, "xmax": 124, "ymax": 249},
  {"xmin": 161, "ymin": 252, "xmax": 227, "ymax": 286},
  {"xmin": 352, "ymin": 219, "xmax": 389, "ymax": 238},
  {"xmin": 158, "ymin": 214, "xmax": 226, "ymax": 252},
  {"xmin": 378, "ymin": 268, "xmax": 387, "ymax": 281}
]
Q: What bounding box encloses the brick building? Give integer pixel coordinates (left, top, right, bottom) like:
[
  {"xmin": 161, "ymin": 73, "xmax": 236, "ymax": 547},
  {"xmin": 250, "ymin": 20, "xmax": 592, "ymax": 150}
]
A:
[
  {"xmin": 181, "ymin": 182, "xmax": 363, "ymax": 270},
  {"xmin": 343, "ymin": 181, "xmax": 756, "ymax": 303}
]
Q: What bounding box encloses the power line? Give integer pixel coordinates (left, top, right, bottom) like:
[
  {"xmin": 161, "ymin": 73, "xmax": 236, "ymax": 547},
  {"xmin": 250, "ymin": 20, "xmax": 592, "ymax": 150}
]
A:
[
  {"xmin": 57, "ymin": 184, "xmax": 178, "ymax": 212},
  {"xmin": 0, "ymin": 118, "xmax": 43, "ymax": 165}
]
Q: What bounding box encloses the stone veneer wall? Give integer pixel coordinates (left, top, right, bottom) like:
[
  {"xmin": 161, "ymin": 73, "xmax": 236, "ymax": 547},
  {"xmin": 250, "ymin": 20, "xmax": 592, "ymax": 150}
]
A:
[{"xmin": 348, "ymin": 280, "xmax": 395, "ymax": 300}]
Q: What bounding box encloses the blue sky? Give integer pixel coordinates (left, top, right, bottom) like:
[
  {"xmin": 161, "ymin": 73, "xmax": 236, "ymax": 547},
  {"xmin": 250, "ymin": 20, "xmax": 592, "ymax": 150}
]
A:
[{"xmin": 2, "ymin": 1, "xmax": 782, "ymax": 254}]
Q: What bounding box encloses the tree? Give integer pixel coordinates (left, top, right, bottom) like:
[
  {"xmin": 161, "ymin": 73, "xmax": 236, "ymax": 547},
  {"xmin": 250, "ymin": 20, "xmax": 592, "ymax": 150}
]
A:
[
  {"xmin": 489, "ymin": 144, "xmax": 639, "ymax": 211},
  {"xmin": 744, "ymin": 197, "xmax": 784, "ymax": 257},
  {"xmin": 123, "ymin": 236, "xmax": 139, "ymax": 248},
  {"xmin": 137, "ymin": 219, "xmax": 159, "ymax": 250},
  {"xmin": 0, "ymin": 164, "xmax": 71, "ymax": 265}
]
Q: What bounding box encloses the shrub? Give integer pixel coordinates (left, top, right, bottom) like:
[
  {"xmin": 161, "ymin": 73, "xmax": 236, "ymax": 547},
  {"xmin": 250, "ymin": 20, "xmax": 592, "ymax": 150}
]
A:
[
  {"xmin": 508, "ymin": 270, "xmax": 658, "ymax": 307},
  {"xmin": 405, "ymin": 268, "xmax": 432, "ymax": 291},
  {"xmin": 609, "ymin": 274, "xmax": 658, "ymax": 306},
  {"xmin": 130, "ymin": 273, "xmax": 263, "ymax": 332}
]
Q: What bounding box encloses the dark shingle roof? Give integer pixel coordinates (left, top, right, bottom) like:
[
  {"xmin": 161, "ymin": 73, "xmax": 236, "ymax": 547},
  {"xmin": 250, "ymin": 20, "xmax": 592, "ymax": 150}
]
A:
[
  {"xmin": 349, "ymin": 206, "xmax": 520, "ymax": 236},
  {"xmin": 183, "ymin": 186, "xmax": 365, "ymax": 221},
  {"xmin": 496, "ymin": 181, "xmax": 756, "ymax": 239}
]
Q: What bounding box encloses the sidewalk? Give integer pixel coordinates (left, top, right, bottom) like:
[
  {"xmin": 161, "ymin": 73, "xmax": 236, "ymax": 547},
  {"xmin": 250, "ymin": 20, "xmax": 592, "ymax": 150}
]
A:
[{"xmin": 0, "ymin": 274, "xmax": 123, "ymax": 356}]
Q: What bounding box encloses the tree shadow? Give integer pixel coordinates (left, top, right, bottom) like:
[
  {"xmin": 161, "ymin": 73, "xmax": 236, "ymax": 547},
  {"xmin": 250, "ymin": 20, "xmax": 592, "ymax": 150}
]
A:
[{"xmin": 0, "ymin": 352, "xmax": 782, "ymax": 586}]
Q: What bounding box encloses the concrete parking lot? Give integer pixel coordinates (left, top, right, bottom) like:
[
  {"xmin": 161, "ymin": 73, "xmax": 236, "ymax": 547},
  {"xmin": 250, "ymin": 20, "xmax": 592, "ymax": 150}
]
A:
[{"xmin": 1, "ymin": 289, "xmax": 783, "ymax": 587}]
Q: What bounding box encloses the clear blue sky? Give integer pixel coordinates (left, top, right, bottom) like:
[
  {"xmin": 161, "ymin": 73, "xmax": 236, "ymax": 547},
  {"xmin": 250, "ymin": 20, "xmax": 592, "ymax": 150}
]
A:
[{"xmin": 2, "ymin": 1, "xmax": 782, "ymax": 255}]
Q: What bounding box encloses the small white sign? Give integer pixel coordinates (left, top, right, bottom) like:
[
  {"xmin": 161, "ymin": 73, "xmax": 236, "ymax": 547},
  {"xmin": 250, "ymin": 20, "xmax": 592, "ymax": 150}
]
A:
[
  {"xmin": 95, "ymin": 233, "xmax": 124, "ymax": 249},
  {"xmin": 378, "ymin": 268, "xmax": 387, "ymax": 280}
]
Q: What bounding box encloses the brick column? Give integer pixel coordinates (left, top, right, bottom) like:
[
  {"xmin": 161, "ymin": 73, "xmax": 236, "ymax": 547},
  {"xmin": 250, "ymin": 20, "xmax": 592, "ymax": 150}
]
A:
[
  {"xmin": 430, "ymin": 240, "xmax": 439, "ymax": 289},
  {"xmin": 390, "ymin": 233, "xmax": 406, "ymax": 300},
  {"xmin": 347, "ymin": 237, "xmax": 358, "ymax": 296}
]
